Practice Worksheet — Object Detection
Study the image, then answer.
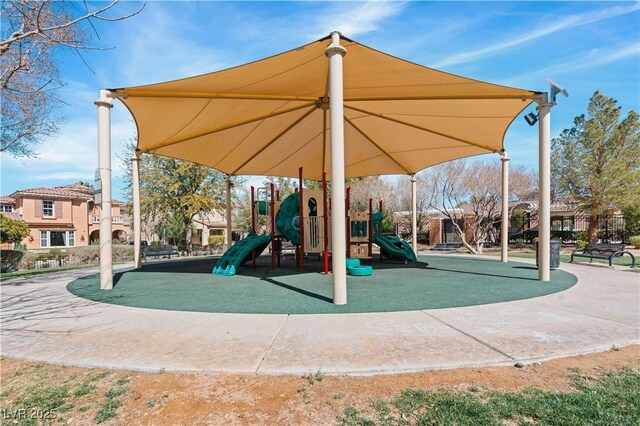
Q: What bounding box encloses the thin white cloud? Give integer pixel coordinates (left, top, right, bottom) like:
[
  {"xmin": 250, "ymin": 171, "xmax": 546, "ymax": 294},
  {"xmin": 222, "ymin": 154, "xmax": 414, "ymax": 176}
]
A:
[
  {"xmin": 504, "ymin": 42, "xmax": 639, "ymax": 86},
  {"xmin": 312, "ymin": 1, "xmax": 408, "ymax": 39},
  {"xmin": 433, "ymin": 3, "xmax": 640, "ymax": 67}
]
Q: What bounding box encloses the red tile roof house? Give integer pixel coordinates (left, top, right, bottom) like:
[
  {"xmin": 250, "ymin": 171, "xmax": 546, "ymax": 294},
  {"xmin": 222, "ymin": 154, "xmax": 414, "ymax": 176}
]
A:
[{"xmin": 1, "ymin": 184, "xmax": 132, "ymax": 252}]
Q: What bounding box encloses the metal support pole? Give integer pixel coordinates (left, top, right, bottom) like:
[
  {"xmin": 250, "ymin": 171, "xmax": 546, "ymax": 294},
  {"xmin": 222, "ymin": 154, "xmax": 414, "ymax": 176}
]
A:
[
  {"xmin": 411, "ymin": 174, "xmax": 417, "ymax": 255},
  {"xmin": 500, "ymin": 151, "xmax": 509, "ymax": 263},
  {"xmin": 96, "ymin": 90, "xmax": 113, "ymax": 290},
  {"xmin": 298, "ymin": 166, "xmax": 304, "ymax": 273},
  {"xmin": 270, "ymin": 183, "xmax": 275, "ymax": 271},
  {"xmin": 322, "ymin": 172, "xmax": 329, "ymax": 275},
  {"xmin": 537, "ymin": 96, "xmax": 553, "ymax": 281},
  {"xmin": 326, "ymin": 32, "xmax": 347, "ymax": 305},
  {"xmin": 131, "ymin": 151, "xmax": 142, "ymax": 269},
  {"xmin": 225, "ymin": 175, "xmax": 233, "ymax": 250}
]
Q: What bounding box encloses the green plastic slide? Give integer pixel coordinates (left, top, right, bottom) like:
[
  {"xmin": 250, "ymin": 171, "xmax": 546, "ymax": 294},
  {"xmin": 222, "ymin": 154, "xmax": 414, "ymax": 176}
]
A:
[
  {"xmin": 373, "ymin": 234, "xmax": 417, "ymax": 262},
  {"xmin": 212, "ymin": 234, "xmax": 271, "ymax": 276}
]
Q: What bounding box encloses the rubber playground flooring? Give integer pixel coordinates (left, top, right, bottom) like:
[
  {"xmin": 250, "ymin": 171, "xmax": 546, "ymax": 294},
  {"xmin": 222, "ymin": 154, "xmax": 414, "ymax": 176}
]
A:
[{"xmin": 66, "ymin": 255, "xmax": 578, "ymax": 314}]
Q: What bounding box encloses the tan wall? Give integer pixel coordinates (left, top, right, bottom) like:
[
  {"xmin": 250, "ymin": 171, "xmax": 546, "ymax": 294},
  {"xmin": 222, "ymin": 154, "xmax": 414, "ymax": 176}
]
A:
[
  {"xmin": 16, "ymin": 196, "xmax": 91, "ymax": 250},
  {"xmin": 88, "ymin": 204, "xmax": 132, "ymax": 243}
]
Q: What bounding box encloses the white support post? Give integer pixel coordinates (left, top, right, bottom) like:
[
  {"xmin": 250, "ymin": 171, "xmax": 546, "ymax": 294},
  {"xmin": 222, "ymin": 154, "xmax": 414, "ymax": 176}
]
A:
[
  {"xmin": 131, "ymin": 152, "xmax": 142, "ymax": 269},
  {"xmin": 326, "ymin": 32, "xmax": 347, "ymax": 305},
  {"xmin": 500, "ymin": 151, "xmax": 509, "ymax": 263},
  {"xmin": 96, "ymin": 90, "xmax": 114, "ymax": 290},
  {"xmin": 225, "ymin": 176, "xmax": 233, "ymax": 250},
  {"xmin": 411, "ymin": 174, "xmax": 417, "ymax": 255},
  {"xmin": 537, "ymin": 95, "xmax": 552, "ymax": 281}
]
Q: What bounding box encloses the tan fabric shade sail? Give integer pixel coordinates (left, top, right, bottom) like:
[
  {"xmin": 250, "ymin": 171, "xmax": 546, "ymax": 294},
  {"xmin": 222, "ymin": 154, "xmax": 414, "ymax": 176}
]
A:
[{"xmin": 113, "ymin": 34, "xmax": 540, "ymax": 180}]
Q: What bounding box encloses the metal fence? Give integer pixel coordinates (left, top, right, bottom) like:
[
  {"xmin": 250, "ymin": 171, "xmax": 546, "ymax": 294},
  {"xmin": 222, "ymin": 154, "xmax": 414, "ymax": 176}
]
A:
[
  {"xmin": 34, "ymin": 258, "xmax": 69, "ymax": 269},
  {"xmin": 510, "ymin": 214, "xmax": 629, "ymax": 244}
]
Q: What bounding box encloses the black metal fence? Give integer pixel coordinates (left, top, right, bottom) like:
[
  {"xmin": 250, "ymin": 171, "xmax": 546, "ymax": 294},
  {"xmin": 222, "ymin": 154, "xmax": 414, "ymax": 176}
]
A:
[{"xmin": 510, "ymin": 214, "xmax": 629, "ymax": 244}]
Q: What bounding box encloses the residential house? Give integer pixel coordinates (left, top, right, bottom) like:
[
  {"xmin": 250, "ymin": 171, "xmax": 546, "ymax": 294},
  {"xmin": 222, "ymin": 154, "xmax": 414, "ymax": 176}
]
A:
[{"xmin": 2, "ymin": 184, "xmax": 132, "ymax": 252}]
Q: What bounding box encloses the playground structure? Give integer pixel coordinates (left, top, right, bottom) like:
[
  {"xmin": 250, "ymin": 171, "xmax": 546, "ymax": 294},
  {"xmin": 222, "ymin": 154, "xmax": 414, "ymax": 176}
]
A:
[{"xmin": 213, "ymin": 168, "xmax": 416, "ymax": 276}]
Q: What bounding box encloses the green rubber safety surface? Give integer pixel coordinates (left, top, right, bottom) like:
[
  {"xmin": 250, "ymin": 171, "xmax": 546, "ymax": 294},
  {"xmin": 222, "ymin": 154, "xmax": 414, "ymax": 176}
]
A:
[{"xmin": 67, "ymin": 255, "xmax": 578, "ymax": 315}]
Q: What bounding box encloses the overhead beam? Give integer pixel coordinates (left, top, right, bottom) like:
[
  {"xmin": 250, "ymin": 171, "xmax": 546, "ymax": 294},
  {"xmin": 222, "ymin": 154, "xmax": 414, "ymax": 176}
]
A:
[
  {"xmin": 344, "ymin": 93, "xmax": 538, "ymax": 102},
  {"xmin": 111, "ymin": 89, "xmax": 318, "ymax": 102},
  {"xmin": 344, "ymin": 104, "xmax": 498, "ymax": 153}
]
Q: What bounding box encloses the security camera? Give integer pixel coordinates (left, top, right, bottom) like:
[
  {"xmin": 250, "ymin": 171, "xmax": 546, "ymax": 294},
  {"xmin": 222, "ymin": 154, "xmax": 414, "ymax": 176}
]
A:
[{"xmin": 546, "ymin": 78, "xmax": 569, "ymax": 103}]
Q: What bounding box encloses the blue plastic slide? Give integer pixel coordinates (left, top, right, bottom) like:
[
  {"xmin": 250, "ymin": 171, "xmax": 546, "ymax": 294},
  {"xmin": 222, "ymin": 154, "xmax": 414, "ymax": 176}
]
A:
[
  {"xmin": 212, "ymin": 234, "xmax": 271, "ymax": 276},
  {"xmin": 373, "ymin": 234, "xmax": 417, "ymax": 262}
]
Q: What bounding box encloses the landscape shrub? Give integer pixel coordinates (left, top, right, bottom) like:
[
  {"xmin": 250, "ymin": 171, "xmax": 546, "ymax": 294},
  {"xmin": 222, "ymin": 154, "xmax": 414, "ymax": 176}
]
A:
[
  {"xmin": 17, "ymin": 251, "xmax": 38, "ymax": 270},
  {"xmin": 628, "ymin": 235, "xmax": 640, "ymax": 248},
  {"xmin": 416, "ymin": 230, "xmax": 430, "ymax": 244},
  {"xmin": 1, "ymin": 250, "xmax": 25, "ymax": 272},
  {"xmin": 576, "ymin": 240, "xmax": 588, "ymax": 250},
  {"xmin": 208, "ymin": 235, "xmax": 225, "ymax": 248},
  {"xmin": 66, "ymin": 245, "xmax": 133, "ymax": 265},
  {"xmin": 514, "ymin": 239, "xmax": 526, "ymax": 249}
]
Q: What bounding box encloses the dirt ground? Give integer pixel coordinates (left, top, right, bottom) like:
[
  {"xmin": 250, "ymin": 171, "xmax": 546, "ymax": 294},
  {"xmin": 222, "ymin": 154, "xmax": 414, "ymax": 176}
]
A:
[{"xmin": 1, "ymin": 345, "xmax": 638, "ymax": 425}]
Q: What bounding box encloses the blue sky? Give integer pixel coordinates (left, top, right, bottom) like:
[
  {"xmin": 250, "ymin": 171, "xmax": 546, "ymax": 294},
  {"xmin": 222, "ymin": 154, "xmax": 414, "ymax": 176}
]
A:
[{"xmin": 1, "ymin": 1, "xmax": 639, "ymax": 200}]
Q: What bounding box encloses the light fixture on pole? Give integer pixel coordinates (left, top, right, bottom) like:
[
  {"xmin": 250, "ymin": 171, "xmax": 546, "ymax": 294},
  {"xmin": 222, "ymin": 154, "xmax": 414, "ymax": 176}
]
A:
[{"xmin": 524, "ymin": 112, "xmax": 538, "ymax": 126}]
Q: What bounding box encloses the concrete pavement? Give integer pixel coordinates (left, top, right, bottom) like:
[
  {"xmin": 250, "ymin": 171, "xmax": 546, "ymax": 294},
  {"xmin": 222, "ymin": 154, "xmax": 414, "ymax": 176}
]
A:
[{"xmin": 1, "ymin": 257, "xmax": 638, "ymax": 375}]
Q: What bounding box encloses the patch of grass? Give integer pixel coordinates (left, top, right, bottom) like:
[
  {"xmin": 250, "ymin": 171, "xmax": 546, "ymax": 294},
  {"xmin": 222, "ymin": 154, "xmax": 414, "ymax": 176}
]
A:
[
  {"xmin": 0, "ymin": 264, "xmax": 99, "ymax": 281},
  {"xmin": 73, "ymin": 382, "xmax": 96, "ymax": 398},
  {"xmin": 146, "ymin": 399, "xmax": 161, "ymax": 409},
  {"xmin": 303, "ymin": 369, "xmax": 325, "ymax": 385},
  {"xmin": 88, "ymin": 371, "xmax": 110, "ymax": 382},
  {"xmin": 333, "ymin": 392, "xmax": 346, "ymax": 400},
  {"xmin": 93, "ymin": 379, "xmax": 131, "ymax": 424},
  {"xmin": 95, "ymin": 397, "xmax": 123, "ymax": 424},
  {"xmin": 78, "ymin": 405, "xmax": 91, "ymax": 413},
  {"xmin": 104, "ymin": 385, "xmax": 129, "ymax": 399},
  {"xmin": 115, "ymin": 375, "xmax": 131, "ymax": 386},
  {"xmin": 337, "ymin": 367, "xmax": 640, "ymax": 426}
]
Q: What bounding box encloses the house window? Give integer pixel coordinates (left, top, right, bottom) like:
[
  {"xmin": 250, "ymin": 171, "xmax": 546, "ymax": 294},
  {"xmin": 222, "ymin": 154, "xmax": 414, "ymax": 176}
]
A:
[
  {"xmin": 0, "ymin": 205, "xmax": 13, "ymax": 212},
  {"xmin": 39, "ymin": 230, "xmax": 76, "ymax": 248},
  {"xmin": 43, "ymin": 200, "xmax": 54, "ymax": 217}
]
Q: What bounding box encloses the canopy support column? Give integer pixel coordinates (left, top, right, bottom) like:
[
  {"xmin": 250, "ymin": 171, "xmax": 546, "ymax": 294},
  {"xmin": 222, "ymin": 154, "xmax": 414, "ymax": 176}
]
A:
[
  {"xmin": 132, "ymin": 151, "xmax": 142, "ymax": 269},
  {"xmin": 537, "ymin": 96, "xmax": 553, "ymax": 281},
  {"xmin": 95, "ymin": 90, "xmax": 114, "ymax": 290},
  {"xmin": 411, "ymin": 174, "xmax": 417, "ymax": 255},
  {"xmin": 225, "ymin": 176, "xmax": 233, "ymax": 250},
  {"xmin": 326, "ymin": 32, "xmax": 347, "ymax": 305},
  {"xmin": 500, "ymin": 151, "xmax": 509, "ymax": 263}
]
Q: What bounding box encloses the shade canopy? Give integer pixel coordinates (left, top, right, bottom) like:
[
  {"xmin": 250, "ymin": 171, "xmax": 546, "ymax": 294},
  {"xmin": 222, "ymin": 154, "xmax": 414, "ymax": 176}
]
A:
[{"xmin": 113, "ymin": 34, "xmax": 539, "ymax": 180}]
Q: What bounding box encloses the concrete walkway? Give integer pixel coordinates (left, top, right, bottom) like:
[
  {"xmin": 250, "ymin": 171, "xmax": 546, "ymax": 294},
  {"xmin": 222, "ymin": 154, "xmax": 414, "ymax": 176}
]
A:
[{"xmin": 1, "ymin": 257, "xmax": 638, "ymax": 375}]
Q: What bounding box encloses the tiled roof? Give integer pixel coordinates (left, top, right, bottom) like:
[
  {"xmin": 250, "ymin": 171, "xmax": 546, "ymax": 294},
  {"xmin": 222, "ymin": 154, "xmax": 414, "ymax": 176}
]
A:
[
  {"xmin": 0, "ymin": 212, "xmax": 24, "ymax": 222},
  {"xmin": 0, "ymin": 196, "xmax": 15, "ymax": 204},
  {"xmin": 55, "ymin": 183, "xmax": 95, "ymax": 195},
  {"xmin": 11, "ymin": 187, "xmax": 93, "ymax": 200}
]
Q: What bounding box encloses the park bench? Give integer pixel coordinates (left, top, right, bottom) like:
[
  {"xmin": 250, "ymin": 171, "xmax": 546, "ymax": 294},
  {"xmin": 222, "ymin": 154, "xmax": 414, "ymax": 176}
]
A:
[
  {"xmin": 570, "ymin": 243, "xmax": 636, "ymax": 268},
  {"xmin": 142, "ymin": 245, "xmax": 180, "ymax": 261}
]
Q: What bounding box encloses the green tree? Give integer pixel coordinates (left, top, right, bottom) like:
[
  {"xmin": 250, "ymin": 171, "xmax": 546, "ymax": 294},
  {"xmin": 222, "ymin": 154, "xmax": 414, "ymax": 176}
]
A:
[
  {"xmin": 622, "ymin": 205, "xmax": 640, "ymax": 239},
  {"xmin": 121, "ymin": 141, "xmax": 228, "ymax": 253},
  {"xmin": 552, "ymin": 91, "xmax": 640, "ymax": 242},
  {"xmin": 0, "ymin": 214, "xmax": 30, "ymax": 245}
]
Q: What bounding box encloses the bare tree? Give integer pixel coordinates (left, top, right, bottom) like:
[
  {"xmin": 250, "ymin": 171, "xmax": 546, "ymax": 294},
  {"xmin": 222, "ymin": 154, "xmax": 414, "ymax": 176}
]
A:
[
  {"xmin": 393, "ymin": 174, "xmax": 436, "ymax": 234},
  {"xmin": 1, "ymin": 0, "xmax": 143, "ymax": 157},
  {"xmin": 429, "ymin": 159, "xmax": 536, "ymax": 254}
]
